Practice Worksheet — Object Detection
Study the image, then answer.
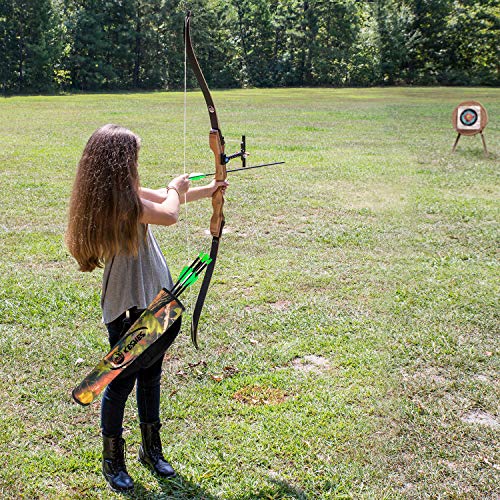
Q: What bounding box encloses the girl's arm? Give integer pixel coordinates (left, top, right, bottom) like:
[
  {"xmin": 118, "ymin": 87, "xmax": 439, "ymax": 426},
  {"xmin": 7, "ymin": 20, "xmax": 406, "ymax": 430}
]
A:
[
  {"xmin": 138, "ymin": 187, "xmax": 168, "ymax": 203},
  {"xmin": 139, "ymin": 177, "xmax": 228, "ymax": 226},
  {"xmin": 140, "ymin": 191, "xmax": 181, "ymax": 226},
  {"xmin": 139, "ymin": 180, "xmax": 227, "ymax": 204},
  {"xmin": 139, "ymin": 175, "xmax": 190, "ymax": 226}
]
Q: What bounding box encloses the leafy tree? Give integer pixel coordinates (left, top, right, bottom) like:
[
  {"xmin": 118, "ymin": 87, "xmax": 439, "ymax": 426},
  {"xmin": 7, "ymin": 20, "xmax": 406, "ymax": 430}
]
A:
[
  {"xmin": 0, "ymin": 0, "xmax": 60, "ymax": 93},
  {"xmin": 443, "ymin": 0, "xmax": 500, "ymax": 85},
  {"xmin": 375, "ymin": 0, "xmax": 416, "ymax": 84},
  {"xmin": 179, "ymin": 0, "xmax": 241, "ymax": 89},
  {"xmin": 313, "ymin": 0, "xmax": 365, "ymax": 86},
  {"xmin": 129, "ymin": 0, "xmax": 170, "ymax": 89},
  {"xmin": 346, "ymin": 5, "xmax": 381, "ymax": 86},
  {"xmin": 271, "ymin": 0, "xmax": 320, "ymax": 86},
  {"xmin": 0, "ymin": 0, "xmax": 17, "ymax": 94},
  {"xmin": 63, "ymin": 0, "xmax": 138, "ymax": 90},
  {"xmin": 407, "ymin": 0, "xmax": 453, "ymax": 84},
  {"xmin": 269, "ymin": 0, "xmax": 366, "ymax": 87},
  {"xmin": 63, "ymin": 0, "xmax": 111, "ymax": 90},
  {"xmin": 230, "ymin": 0, "xmax": 275, "ymax": 86},
  {"xmin": 1, "ymin": 0, "xmax": 498, "ymax": 92}
]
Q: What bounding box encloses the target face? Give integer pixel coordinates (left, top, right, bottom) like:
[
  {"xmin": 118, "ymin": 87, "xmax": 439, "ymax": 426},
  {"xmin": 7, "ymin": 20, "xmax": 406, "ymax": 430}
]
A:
[
  {"xmin": 459, "ymin": 108, "xmax": 478, "ymax": 127},
  {"xmin": 457, "ymin": 105, "xmax": 481, "ymax": 130}
]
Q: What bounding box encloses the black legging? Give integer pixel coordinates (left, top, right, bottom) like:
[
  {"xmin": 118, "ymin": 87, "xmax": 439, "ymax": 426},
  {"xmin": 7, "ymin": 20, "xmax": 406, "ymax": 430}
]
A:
[{"xmin": 100, "ymin": 307, "xmax": 181, "ymax": 437}]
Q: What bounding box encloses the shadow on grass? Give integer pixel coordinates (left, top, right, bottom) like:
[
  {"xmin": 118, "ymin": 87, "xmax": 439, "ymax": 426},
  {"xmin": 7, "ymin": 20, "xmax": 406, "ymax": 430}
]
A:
[
  {"xmin": 119, "ymin": 474, "xmax": 307, "ymax": 499},
  {"xmin": 237, "ymin": 477, "xmax": 307, "ymax": 499},
  {"xmin": 123, "ymin": 473, "xmax": 220, "ymax": 499}
]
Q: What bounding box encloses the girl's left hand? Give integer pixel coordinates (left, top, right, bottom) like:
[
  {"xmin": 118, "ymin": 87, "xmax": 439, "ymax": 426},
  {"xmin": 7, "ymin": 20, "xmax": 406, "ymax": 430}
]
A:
[{"xmin": 207, "ymin": 179, "xmax": 229, "ymax": 196}]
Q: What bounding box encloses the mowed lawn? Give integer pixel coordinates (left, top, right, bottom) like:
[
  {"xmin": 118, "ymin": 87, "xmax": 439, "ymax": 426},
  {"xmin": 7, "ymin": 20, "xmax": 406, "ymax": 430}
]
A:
[{"xmin": 0, "ymin": 87, "xmax": 498, "ymax": 499}]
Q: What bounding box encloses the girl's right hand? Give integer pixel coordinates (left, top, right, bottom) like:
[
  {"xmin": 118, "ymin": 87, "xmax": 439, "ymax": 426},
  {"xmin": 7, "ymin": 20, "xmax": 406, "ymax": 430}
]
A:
[{"xmin": 168, "ymin": 174, "xmax": 190, "ymax": 196}]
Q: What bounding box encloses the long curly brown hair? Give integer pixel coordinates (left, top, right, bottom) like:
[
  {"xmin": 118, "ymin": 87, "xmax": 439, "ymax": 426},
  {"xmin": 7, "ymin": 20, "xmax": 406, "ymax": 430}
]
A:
[{"xmin": 66, "ymin": 124, "xmax": 144, "ymax": 272}]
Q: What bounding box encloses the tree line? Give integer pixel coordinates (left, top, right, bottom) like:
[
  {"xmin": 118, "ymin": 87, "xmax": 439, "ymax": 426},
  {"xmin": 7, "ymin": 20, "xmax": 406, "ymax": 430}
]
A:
[{"xmin": 1, "ymin": 0, "xmax": 498, "ymax": 95}]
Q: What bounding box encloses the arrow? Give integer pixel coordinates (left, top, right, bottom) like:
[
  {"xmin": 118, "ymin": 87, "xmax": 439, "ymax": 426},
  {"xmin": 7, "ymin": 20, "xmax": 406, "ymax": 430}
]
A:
[{"xmin": 189, "ymin": 161, "xmax": 285, "ymax": 181}]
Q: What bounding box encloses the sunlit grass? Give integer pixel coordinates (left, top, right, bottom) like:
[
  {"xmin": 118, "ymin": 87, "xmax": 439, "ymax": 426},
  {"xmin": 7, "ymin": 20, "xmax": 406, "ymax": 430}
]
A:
[{"xmin": 0, "ymin": 87, "xmax": 498, "ymax": 498}]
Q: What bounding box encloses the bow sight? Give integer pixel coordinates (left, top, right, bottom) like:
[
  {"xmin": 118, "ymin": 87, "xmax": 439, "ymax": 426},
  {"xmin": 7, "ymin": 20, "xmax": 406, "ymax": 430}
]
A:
[{"xmin": 224, "ymin": 135, "xmax": 248, "ymax": 166}]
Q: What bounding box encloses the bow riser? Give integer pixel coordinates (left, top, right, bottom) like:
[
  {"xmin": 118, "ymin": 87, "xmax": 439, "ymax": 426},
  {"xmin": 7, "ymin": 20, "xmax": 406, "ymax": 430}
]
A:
[{"xmin": 209, "ymin": 129, "xmax": 226, "ymax": 238}]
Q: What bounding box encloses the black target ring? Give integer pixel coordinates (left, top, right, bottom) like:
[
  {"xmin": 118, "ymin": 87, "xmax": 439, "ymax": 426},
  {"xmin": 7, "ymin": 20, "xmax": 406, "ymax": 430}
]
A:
[{"xmin": 459, "ymin": 108, "xmax": 478, "ymax": 127}]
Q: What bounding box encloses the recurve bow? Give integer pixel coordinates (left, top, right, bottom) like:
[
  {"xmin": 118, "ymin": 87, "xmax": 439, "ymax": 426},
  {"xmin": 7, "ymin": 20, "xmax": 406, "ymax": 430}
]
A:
[{"xmin": 185, "ymin": 11, "xmax": 246, "ymax": 348}]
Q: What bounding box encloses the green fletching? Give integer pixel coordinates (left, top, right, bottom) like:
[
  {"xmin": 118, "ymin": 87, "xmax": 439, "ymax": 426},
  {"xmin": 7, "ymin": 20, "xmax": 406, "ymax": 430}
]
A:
[
  {"xmin": 188, "ymin": 174, "xmax": 206, "ymax": 181},
  {"xmin": 200, "ymin": 253, "xmax": 212, "ymax": 265},
  {"xmin": 184, "ymin": 273, "xmax": 200, "ymax": 288},
  {"xmin": 174, "ymin": 253, "xmax": 211, "ymax": 294},
  {"xmin": 178, "ymin": 266, "xmax": 191, "ymax": 281}
]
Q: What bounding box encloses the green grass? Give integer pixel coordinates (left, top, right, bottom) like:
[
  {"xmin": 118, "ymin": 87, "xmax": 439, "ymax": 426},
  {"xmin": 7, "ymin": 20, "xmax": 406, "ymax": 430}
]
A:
[{"xmin": 0, "ymin": 87, "xmax": 498, "ymax": 499}]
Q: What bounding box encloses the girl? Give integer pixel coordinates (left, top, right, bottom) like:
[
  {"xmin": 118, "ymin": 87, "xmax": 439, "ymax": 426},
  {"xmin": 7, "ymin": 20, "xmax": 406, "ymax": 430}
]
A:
[{"xmin": 66, "ymin": 124, "xmax": 227, "ymax": 492}]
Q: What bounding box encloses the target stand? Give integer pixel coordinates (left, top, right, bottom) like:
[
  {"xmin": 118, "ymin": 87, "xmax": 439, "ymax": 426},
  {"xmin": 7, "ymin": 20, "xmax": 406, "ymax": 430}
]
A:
[{"xmin": 451, "ymin": 100, "xmax": 489, "ymax": 156}]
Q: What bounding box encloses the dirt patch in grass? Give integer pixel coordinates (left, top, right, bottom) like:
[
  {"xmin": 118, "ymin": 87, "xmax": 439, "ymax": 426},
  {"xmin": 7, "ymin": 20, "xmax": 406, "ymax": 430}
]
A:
[
  {"xmin": 401, "ymin": 366, "xmax": 449, "ymax": 385},
  {"xmin": 461, "ymin": 410, "xmax": 499, "ymax": 428},
  {"xmin": 233, "ymin": 385, "xmax": 288, "ymax": 406},
  {"xmin": 270, "ymin": 300, "xmax": 292, "ymax": 311},
  {"xmin": 291, "ymin": 355, "xmax": 331, "ymax": 373}
]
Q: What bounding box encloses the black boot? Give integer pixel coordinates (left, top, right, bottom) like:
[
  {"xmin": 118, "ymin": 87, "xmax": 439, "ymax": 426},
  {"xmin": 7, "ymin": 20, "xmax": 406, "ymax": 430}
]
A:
[
  {"xmin": 102, "ymin": 434, "xmax": 134, "ymax": 492},
  {"xmin": 138, "ymin": 421, "xmax": 176, "ymax": 478}
]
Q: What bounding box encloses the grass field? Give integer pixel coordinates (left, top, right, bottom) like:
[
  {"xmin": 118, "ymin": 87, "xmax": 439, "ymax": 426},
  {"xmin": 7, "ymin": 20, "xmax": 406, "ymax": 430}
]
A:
[{"xmin": 0, "ymin": 87, "xmax": 498, "ymax": 499}]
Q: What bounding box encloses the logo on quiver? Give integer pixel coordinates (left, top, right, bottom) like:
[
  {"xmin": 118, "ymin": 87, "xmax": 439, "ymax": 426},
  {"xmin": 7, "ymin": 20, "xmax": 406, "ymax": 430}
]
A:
[{"xmin": 109, "ymin": 327, "xmax": 148, "ymax": 368}]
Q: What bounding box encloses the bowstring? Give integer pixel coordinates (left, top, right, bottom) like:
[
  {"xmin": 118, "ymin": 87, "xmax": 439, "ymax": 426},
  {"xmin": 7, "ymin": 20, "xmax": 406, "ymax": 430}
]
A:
[{"xmin": 183, "ymin": 16, "xmax": 192, "ymax": 311}]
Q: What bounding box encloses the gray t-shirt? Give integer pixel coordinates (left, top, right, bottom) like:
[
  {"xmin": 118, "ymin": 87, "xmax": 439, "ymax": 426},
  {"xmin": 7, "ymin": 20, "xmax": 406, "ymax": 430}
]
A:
[{"xmin": 101, "ymin": 224, "xmax": 174, "ymax": 324}]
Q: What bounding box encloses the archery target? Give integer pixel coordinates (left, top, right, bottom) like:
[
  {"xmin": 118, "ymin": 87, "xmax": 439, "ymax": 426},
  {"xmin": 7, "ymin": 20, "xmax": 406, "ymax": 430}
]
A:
[
  {"xmin": 457, "ymin": 105, "xmax": 481, "ymax": 131},
  {"xmin": 452, "ymin": 101, "xmax": 488, "ymax": 135}
]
